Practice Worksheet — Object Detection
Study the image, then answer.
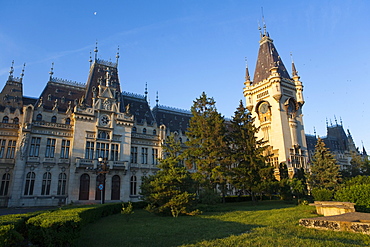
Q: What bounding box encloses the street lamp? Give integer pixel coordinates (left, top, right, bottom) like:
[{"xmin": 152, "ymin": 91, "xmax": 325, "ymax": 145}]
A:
[{"xmin": 97, "ymin": 157, "xmax": 109, "ymax": 204}]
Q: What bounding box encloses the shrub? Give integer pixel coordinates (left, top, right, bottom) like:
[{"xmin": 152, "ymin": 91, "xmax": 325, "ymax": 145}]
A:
[
  {"xmin": 311, "ymin": 188, "xmax": 333, "ymax": 201},
  {"xmin": 334, "ymin": 184, "xmax": 370, "ymax": 210}
]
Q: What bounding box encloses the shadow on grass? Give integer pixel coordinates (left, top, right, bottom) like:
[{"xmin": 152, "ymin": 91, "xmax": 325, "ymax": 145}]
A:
[{"xmin": 76, "ymin": 209, "xmax": 263, "ymax": 247}]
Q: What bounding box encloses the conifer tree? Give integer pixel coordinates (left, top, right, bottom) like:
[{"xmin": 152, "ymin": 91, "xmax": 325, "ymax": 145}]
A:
[
  {"xmin": 140, "ymin": 134, "xmax": 196, "ymax": 216},
  {"xmin": 228, "ymin": 101, "xmax": 273, "ymax": 201},
  {"xmin": 308, "ymin": 137, "xmax": 341, "ymax": 190},
  {"xmin": 184, "ymin": 92, "xmax": 229, "ymax": 193}
]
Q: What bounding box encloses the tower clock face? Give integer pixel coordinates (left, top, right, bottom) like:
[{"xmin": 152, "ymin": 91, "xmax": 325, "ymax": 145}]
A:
[
  {"xmin": 100, "ymin": 114, "xmax": 110, "ymax": 126},
  {"xmin": 259, "ymin": 102, "xmax": 269, "ymax": 114}
]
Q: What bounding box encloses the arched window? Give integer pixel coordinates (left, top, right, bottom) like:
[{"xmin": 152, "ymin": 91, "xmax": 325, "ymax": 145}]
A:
[
  {"xmin": 36, "ymin": 114, "xmax": 42, "ymax": 121},
  {"xmin": 41, "ymin": 172, "xmax": 52, "ymax": 195},
  {"xmin": 2, "ymin": 116, "xmax": 9, "ymax": 123},
  {"xmin": 0, "ymin": 173, "xmax": 10, "ymax": 196},
  {"xmin": 130, "ymin": 176, "xmax": 137, "ymax": 195},
  {"xmin": 153, "ymin": 129, "xmax": 157, "ymax": 135},
  {"xmin": 98, "ymin": 131, "xmax": 110, "ymax": 140},
  {"xmin": 111, "ymin": 175, "xmax": 120, "ymax": 200},
  {"xmin": 79, "ymin": 174, "xmax": 90, "ymax": 200},
  {"xmin": 65, "ymin": 118, "xmax": 71, "ymax": 125},
  {"xmin": 143, "ymin": 128, "xmax": 147, "ymax": 134},
  {"xmin": 57, "ymin": 173, "xmax": 67, "ymax": 195},
  {"xmin": 51, "ymin": 116, "xmax": 57, "ymax": 123},
  {"xmin": 132, "ymin": 127, "xmax": 137, "ymax": 133},
  {"xmin": 13, "ymin": 117, "xmax": 19, "ymax": 124},
  {"xmin": 24, "ymin": 172, "xmax": 36, "ymax": 195}
]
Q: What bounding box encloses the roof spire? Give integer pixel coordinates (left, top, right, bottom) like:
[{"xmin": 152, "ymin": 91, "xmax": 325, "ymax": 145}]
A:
[
  {"xmin": 156, "ymin": 91, "xmax": 159, "ymax": 107},
  {"xmin": 313, "ymin": 126, "xmax": 317, "ymax": 137},
  {"xmin": 9, "ymin": 60, "xmax": 14, "ymax": 79},
  {"xmin": 261, "ymin": 7, "xmax": 267, "ymax": 36},
  {"xmin": 145, "ymin": 82, "xmax": 148, "ymax": 101},
  {"xmin": 290, "ymin": 52, "xmax": 298, "ymax": 77},
  {"xmin": 94, "ymin": 40, "xmax": 98, "ymax": 61},
  {"xmin": 244, "ymin": 57, "xmax": 251, "ymax": 84},
  {"xmin": 116, "ymin": 46, "xmax": 120, "ymax": 65},
  {"xmin": 20, "ymin": 63, "xmax": 25, "ymax": 82},
  {"xmin": 334, "ymin": 115, "xmax": 338, "ymax": 125},
  {"xmin": 340, "ymin": 117, "xmax": 343, "ymax": 126},
  {"xmin": 49, "ymin": 62, "xmax": 54, "ymax": 81},
  {"xmin": 89, "ymin": 50, "xmax": 93, "ymax": 66}
]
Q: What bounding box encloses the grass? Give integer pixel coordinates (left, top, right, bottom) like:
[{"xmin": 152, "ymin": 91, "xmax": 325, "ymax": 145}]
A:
[{"xmin": 76, "ymin": 201, "xmax": 370, "ymax": 247}]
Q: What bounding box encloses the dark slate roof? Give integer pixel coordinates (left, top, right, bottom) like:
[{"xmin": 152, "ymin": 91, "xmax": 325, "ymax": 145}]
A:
[
  {"xmin": 23, "ymin": 96, "xmax": 37, "ymax": 106},
  {"xmin": 0, "ymin": 77, "xmax": 24, "ymax": 110},
  {"xmin": 305, "ymin": 134, "xmax": 317, "ymax": 152},
  {"xmin": 37, "ymin": 79, "xmax": 85, "ymax": 112},
  {"xmin": 122, "ymin": 92, "xmax": 155, "ymax": 125},
  {"xmin": 253, "ymin": 34, "xmax": 290, "ymax": 84},
  {"xmin": 84, "ymin": 60, "xmax": 121, "ymax": 106},
  {"xmin": 152, "ymin": 105, "xmax": 192, "ymax": 134}
]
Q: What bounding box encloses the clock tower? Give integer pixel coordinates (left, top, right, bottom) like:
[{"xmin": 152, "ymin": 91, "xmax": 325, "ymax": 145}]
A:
[{"xmin": 243, "ymin": 29, "xmax": 308, "ymax": 178}]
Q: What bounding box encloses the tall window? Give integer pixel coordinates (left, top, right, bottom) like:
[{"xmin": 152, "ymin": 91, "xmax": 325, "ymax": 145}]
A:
[
  {"xmin": 51, "ymin": 116, "xmax": 57, "ymax": 123},
  {"xmin": 13, "ymin": 117, "xmax": 19, "ymax": 124},
  {"xmin": 85, "ymin": 141, "xmax": 94, "ymax": 159},
  {"xmin": 24, "ymin": 172, "xmax": 35, "ymax": 195},
  {"xmin": 45, "ymin": 139, "xmax": 56, "ymax": 158},
  {"xmin": 153, "ymin": 129, "xmax": 157, "ymax": 135},
  {"xmin": 0, "ymin": 140, "xmax": 6, "ymax": 158},
  {"xmin": 60, "ymin": 140, "xmax": 70, "ymax": 159},
  {"xmin": 143, "ymin": 128, "xmax": 147, "ymax": 134},
  {"xmin": 41, "ymin": 172, "xmax": 52, "ymax": 195},
  {"xmin": 95, "ymin": 142, "xmax": 109, "ymax": 159},
  {"xmin": 5, "ymin": 140, "xmax": 16, "ymax": 159},
  {"xmin": 2, "ymin": 116, "xmax": 9, "ymax": 123},
  {"xmin": 130, "ymin": 176, "xmax": 137, "ymax": 195},
  {"xmin": 111, "ymin": 144, "xmax": 119, "ymax": 161},
  {"xmin": 141, "ymin": 148, "xmax": 148, "ymax": 164},
  {"xmin": 36, "ymin": 114, "xmax": 42, "ymax": 121},
  {"xmin": 65, "ymin": 118, "xmax": 71, "ymax": 125},
  {"xmin": 29, "ymin": 137, "xmax": 41, "ymax": 157},
  {"xmin": 152, "ymin": 148, "xmax": 158, "ymax": 165},
  {"xmin": 57, "ymin": 173, "xmax": 67, "ymax": 195},
  {"xmin": 0, "ymin": 173, "xmax": 10, "ymax": 196},
  {"xmin": 131, "ymin": 147, "xmax": 138, "ymax": 163}
]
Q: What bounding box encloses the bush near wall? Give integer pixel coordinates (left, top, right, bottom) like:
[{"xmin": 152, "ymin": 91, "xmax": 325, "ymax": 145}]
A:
[
  {"xmin": 334, "ymin": 184, "xmax": 370, "ymax": 212},
  {"xmin": 0, "ymin": 203, "xmax": 121, "ymax": 247}
]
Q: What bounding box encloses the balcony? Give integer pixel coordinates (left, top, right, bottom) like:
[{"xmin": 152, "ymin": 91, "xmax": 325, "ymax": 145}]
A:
[
  {"xmin": 32, "ymin": 121, "xmax": 73, "ymax": 130},
  {"xmin": 27, "ymin": 157, "xmax": 40, "ymax": 163},
  {"xmin": 0, "ymin": 123, "xmax": 19, "ymax": 129}
]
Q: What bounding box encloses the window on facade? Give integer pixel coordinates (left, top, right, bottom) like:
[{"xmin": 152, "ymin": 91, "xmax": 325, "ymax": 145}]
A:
[
  {"xmin": 13, "ymin": 117, "xmax": 19, "ymax": 124},
  {"xmin": 24, "ymin": 172, "xmax": 36, "ymax": 195},
  {"xmin": 143, "ymin": 128, "xmax": 147, "ymax": 134},
  {"xmin": 36, "ymin": 114, "xmax": 42, "ymax": 121},
  {"xmin": 153, "ymin": 129, "xmax": 157, "ymax": 135},
  {"xmin": 0, "ymin": 140, "xmax": 5, "ymax": 158},
  {"xmin": 2, "ymin": 116, "xmax": 9, "ymax": 123},
  {"xmin": 141, "ymin": 147, "xmax": 148, "ymax": 164},
  {"xmin": 131, "ymin": 147, "xmax": 138, "ymax": 163},
  {"xmin": 130, "ymin": 176, "xmax": 137, "ymax": 195},
  {"xmin": 41, "ymin": 172, "xmax": 52, "ymax": 195},
  {"xmin": 132, "ymin": 127, "xmax": 137, "ymax": 133},
  {"xmin": 98, "ymin": 131, "xmax": 110, "ymax": 140},
  {"xmin": 0, "ymin": 173, "xmax": 10, "ymax": 196},
  {"xmin": 152, "ymin": 148, "xmax": 158, "ymax": 165},
  {"xmin": 51, "ymin": 116, "xmax": 57, "ymax": 123},
  {"xmin": 45, "ymin": 139, "xmax": 56, "ymax": 158},
  {"xmin": 85, "ymin": 141, "xmax": 94, "ymax": 159},
  {"xmin": 65, "ymin": 118, "xmax": 71, "ymax": 125},
  {"xmin": 5, "ymin": 140, "xmax": 16, "ymax": 159},
  {"xmin": 29, "ymin": 137, "xmax": 41, "ymax": 157},
  {"xmin": 95, "ymin": 142, "xmax": 109, "ymax": 159},
  {"xmin": 48, "ymin": 94, "xmax": 52, "ymax": 101},
  {"xmin": 61, "ymin": 140, "xmax": 70, "ymax": 159},
  {"xmin": 111, "ymin": 144, "xmax": 119, "ymax": 161},
  {"xmin": 57, "ymin": 173, "xmax": 67, "ymax": 195}
]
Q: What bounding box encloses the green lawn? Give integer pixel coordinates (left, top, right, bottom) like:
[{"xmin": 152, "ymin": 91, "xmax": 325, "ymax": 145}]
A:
[{"xmin": 77, "ymin": 201, "xmax": 370, "ymax": 247}]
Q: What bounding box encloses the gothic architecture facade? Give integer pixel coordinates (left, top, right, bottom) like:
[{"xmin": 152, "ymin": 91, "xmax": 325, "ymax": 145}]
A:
[{"xmin": 243, "ymin": 30, "xmax": 308, "ymax": 178}]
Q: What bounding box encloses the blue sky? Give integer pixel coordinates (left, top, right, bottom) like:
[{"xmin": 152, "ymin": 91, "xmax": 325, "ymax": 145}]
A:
[{"xmin": 1, "ymin": 0, "xmax": 369, "ymax": 150}]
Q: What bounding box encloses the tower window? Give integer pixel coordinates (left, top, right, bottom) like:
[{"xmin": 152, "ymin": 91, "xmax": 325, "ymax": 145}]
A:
[
  {"xmin": 51, "ymin": 116, "xmax": 57, "ymax": 123},
  {"xmin": 36, "ymin": 114, "xmax": 42, "ymax": 121},
  {"xmin": 2, "ymin": 116, "xmax": 9, "ymax": 123}
]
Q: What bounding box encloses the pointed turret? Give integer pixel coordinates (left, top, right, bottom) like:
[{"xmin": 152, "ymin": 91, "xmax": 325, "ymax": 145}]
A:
[
  {"xmin": 244, "ymin": 58, "xmax": 251, "ymax": 85},
  {"xmin": 253, "ymin": 33, "xmax": 290, "ymax": 84}
]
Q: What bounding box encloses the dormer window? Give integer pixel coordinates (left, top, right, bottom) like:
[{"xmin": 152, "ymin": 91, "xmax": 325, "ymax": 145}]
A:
[
  {"xmin": 51, "ymin": 116, "xmax": 57, "ymax": 123},
  {"xmin": 153, "ymin": 129, "xmax": 157, "ymax": 135},
  {"xmin": 143, "ymin": 128, "xmax": 147, "ymax": 134},
  {"xmin": 36, "ymin": 114, "xmax": 42, "ymax": 121},
  {"xmin": 65, "ymin": 118, "xmax": 71, "ymax": 125},
  {"xmin": 132, "ymin": 127, "xmax": 137, "ymax": 133},
  {"xmin": 48, "ymin": 94, "xmax": 52, "ymax": 101},
  {"xmin": 13, "ymin": 117, "xmax": 19, "ymax": 124},
  {"xmin": 2, "ymin": 116, "xmax": 9, "ymax": 123}
]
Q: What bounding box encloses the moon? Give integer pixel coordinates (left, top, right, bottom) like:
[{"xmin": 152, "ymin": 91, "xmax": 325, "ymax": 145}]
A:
[{"xmin": 94, "ymin": 12, "xmax": 97, "ymax": 15}]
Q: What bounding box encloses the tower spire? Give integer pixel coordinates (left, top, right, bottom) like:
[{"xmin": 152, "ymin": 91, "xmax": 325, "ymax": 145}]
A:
[
  {"xmin": 290, "ymin": 52, "xmax": 298, "ymax": 77},
  {"xmin": 261, "ymin": 7, "xmax": 267, "ymax": 36},
  {"xmin": 144, "ymin": 82, "xmax": 148, "ymax": 101},
  {"xmin": 244, "ymin": 57, "xmax": 251, "ymax": 84},
  {"xmin": 156, "ymin": 91, "xmax": 159, "ymax": 107},
  {"xmin": 20, "ymin": 63, "xmax": 25, "ymax": 82},
  {"xmin": 8, "ymin": 60, "xmax": 14, "ymax": 80},
  {"xmin": 94, "ymin": 40, "xmax": 98, "ymax": 61},
  {"xmin": 49, "ymin": 62, "xmax": 54, "ymax": 81},
  {"xmin": 89, "ymin": 51, "xmax": 93, "ymax": 66},
  {"xmin": 116, "ymin": 46, "xmax": 120, "ymax": 65}
]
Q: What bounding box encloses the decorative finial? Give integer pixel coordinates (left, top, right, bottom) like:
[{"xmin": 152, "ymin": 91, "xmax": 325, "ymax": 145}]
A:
[
  {"xmin": 258, "ymin": 20, "xmax": 262, "ymax": 38},
  {"xmin": 340, "ymin": 117, "xmax": 343, "ymax": 126},
  {"xmin": 9, "ymin": 60, "xmax": 14, "ymax": 77},
  {"xmin": 20, "ymin": 63, "xmax": 26, "ymax": 80},
  {"xmin": 89, "ymin": 51, "xmax": 92, "ymax": 66},
  {"xmin": 105, "ymin": 67, "xmax": 111, "ymax": 87},
  {"xmin": 116, "ymin": 46, "xmax": 120, "ymax": 64},
  {"xmin": 326, "ymin": 118, "xmax": 328, "ymax": 127},
  {"xmin": 314, "ymin": 127, "xmax": 317, "ymax": 137},
  {"xmin": 156, "ymin": 91, "xmax": 159, "ymax": 107},
  {"xmin": 261, "ymin": 7, "xmax": 267, "ymax": 36},
  {"xmin": 144, "ymin": 82, "xmax": 148, "ymax": 100},
  {"xmin": 94, "ymin": 40, "xmax": 98, "ymax": 61},
  {"xmin": 334, "ymin": 115, "xmax": 338, "ymax": 125},
  {"xmin": 49, "ymin": 62, "xmax": 54, "ymax": 80}
]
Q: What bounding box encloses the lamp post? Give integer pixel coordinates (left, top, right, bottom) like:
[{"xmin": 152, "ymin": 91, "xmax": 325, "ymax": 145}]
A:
[{"xmin": 97, "ymin": 157, "xmax": 109, "ymax": 204}]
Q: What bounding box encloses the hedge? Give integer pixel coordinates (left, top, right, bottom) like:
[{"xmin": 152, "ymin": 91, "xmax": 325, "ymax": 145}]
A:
[{"xmin": 0, "ymin": 203, "xmax": 121, "ymax": 247}]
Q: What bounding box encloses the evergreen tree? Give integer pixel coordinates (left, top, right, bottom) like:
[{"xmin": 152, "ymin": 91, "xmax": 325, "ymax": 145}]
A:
[
  {"xmin": 228, "ymin": 101, "xmax": 273, "ymax": 202},
  {"xmin": 184, "ymin": 92, "xmax": 229, "ymax": 193},
  {"xmin": 308, "ymin": 137, "xmax": 341, "ymax": 190},
  {"xmin": 140, "ymin": 134, "xmax": 196, "ymax": 217}
]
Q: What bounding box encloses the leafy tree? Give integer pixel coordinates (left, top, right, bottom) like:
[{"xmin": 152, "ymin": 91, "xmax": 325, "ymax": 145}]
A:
[
  {"xmin": 308, "ymin": 137, "xmax": 341, "ymax": 191},
  {"xmin": 227, "ymin": 101, "xmax": 273, "ymax": 202},
  {"xmin": 342, "ymin": 151, "xmax": 370, "ymax": 178},
  {"xmin": 140, "ymin": 134, "xmax": 196, "ymax": 216},
  {"xmin": 185, "ymin": 92, "xmax": 229, "ymax": 197}
]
